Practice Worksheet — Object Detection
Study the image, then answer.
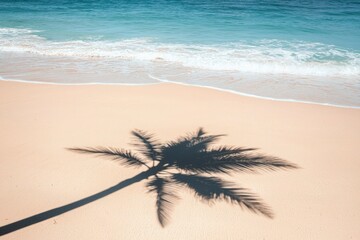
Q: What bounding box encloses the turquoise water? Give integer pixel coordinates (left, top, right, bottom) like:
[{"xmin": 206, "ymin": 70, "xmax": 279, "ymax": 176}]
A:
[{"xmin": 0, "ymin": 0, "xmax": 360, "ymax": 107}]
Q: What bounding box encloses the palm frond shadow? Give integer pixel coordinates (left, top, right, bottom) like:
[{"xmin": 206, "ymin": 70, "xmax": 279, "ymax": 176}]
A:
[{"xmin": 0, "ymin": 128, "xmax": 298, "ymax": 235}]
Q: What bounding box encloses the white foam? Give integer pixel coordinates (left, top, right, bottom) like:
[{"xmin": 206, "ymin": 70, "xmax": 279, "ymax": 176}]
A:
[
  {"xmin": 147, "ymin": 75, "xmax": 360, "ymax": 109},
  {"xmin": 1, "ymin": 27, "xmax": 360, "ymax": 77},
  {"xmin": 1, "ymin": 76, "xmax": 358, "ymax": 109},
  {"xmin": 0, "ymin": 77, "xmax": 159, "ymax": 86}
]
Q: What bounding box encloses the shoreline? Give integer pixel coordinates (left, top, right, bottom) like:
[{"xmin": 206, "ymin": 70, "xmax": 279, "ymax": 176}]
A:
[{"xmin": 1, "ymin": 77, "xmax": 359, "ymax": 110}]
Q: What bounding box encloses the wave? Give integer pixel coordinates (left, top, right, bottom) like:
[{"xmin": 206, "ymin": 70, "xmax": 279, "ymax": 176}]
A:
[{"xmin": 1, "ymin": 28, "xmax": 360, "ymax": 77}]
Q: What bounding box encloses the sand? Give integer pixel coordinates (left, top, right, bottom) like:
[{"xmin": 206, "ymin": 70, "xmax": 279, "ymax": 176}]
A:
[{"xmin": 0, "ymin": 80, "xmax": 359, "ymax": 239}]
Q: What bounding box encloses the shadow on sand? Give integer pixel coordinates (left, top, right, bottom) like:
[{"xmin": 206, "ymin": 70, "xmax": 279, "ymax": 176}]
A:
[
  {"xmin": 0, "ymin": 170, "xmax": 151, "ymax": 236},
  {"xmin": 0, "ymin": 128, "xmax": 297, "ymax": 236}
]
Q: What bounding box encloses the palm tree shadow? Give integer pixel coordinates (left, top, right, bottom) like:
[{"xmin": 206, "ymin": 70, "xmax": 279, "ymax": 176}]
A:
[
  {"xmin": 0, "ymin": 128, "xmax": 298, "ymax": 236},
  {"xmin": 0, "ymin": 170, "xmax": 152, "ymax": 236}
]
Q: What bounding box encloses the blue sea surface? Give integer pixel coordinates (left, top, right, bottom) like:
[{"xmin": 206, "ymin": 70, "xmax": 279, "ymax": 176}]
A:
[{"xmin": 0, "ymin": 0, "xmax": 359, "ymax": 107}]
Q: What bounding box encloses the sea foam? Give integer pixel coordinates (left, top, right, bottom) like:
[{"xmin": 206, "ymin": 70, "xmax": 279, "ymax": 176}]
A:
[
  {"xmin": 1, "ymin": 27, "xmax": 359, "ymax": 107},
  {"xmin": 1, "ymin": 28, "xmax": 359, "ymax": 77}
]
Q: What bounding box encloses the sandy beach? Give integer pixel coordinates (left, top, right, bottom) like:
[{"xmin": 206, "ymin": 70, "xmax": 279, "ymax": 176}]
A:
[{"xmin": 0, "ymin": 80, "xmax": 359, "ymax": 239}]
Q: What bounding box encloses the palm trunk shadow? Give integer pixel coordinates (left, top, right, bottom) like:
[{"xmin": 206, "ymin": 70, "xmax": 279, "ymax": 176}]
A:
[{"xmin": 0, "ymin": 170, "xmax": 151, "ymax": 236}]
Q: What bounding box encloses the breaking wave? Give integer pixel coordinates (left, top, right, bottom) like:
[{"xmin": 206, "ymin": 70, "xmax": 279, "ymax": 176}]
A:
[{"xmin": 1, "ymin": 27, "xmax": 359, "ymax": 77}]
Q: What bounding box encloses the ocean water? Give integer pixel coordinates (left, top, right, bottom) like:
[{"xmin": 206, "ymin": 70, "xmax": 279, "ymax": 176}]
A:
[{"xmin": 0, "ymin": 0, "xmax": 359, "ymax": 107}]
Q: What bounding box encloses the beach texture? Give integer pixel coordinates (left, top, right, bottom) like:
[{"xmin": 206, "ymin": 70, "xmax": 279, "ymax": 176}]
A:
[{"xmin": 0, "ymin": 80, "xmax": 359, "ymax": 239}]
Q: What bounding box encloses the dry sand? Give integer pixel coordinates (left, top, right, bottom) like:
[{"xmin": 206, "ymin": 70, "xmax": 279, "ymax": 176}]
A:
[{"xmin": 0, "ymin": 80, "xmax": 359, "ymax": 239}]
